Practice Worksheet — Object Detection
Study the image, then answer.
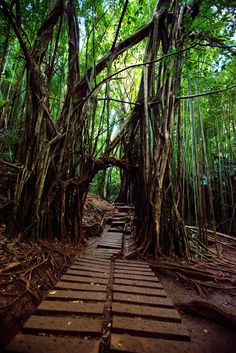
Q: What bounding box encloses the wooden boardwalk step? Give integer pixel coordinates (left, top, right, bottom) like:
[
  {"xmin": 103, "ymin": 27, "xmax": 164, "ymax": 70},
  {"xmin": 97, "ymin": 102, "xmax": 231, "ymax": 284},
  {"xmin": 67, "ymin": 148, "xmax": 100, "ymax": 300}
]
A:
[
  {"xmin": 71, "ymin": 264, "xmax": 109, "ymax": 272},
  {"xmin": 113, "ymin": 284, "xmax": 164, "ymax": 296},
  {"xmin": 110, "ymin": 334, "xmax": 190, "ymax": 353},
  {"xmin": 47, "ymin": 289, "xmax": 106, "ymax": 301},
  {"xmin": 114, "ymin": 269, "xmax": 155, "ymax": 276},
  {"xmin": 56, "ymin": 281, "xmax": 107, "ymax": 292},
  {"xmin": 112, "ymin": 316, "xmax": 190, "ymax": 341},
  {"xmin": 74, "ymin": 258, "xmax": 110, "ymax": 265},
  {"xmin": 37, "ymin": 300, "xmax": 104, "ymax": 315},
  {"xmin": 115, "ymin": 265, "xmax": 151, "ymax": 272},
  {"xmin": 61, "ymin": 275, "xmax": 108, "ymax": 284},
  {"xmin": 5, "ymin": 206, "xmax": 192, "ymax": 353},
  {"xmin": 23, "ymin": 315, "xmax": 102, "ymax": 334},
  {"xmin": 113, "ymin": 293, "xmax": 172, "ymax": 307},
  {"xmin": 98, "ymin": 243, "xmax": 121, "ymax": 249},
  {"xmin": 67, "ymin": 269, "xmax": 109, "ymax": 278},
  {"xmin": 112, "ymin": 303, "xmax": 181, "ymax": 322},
  {"xmin": 114, "ymin": 278, "xmax": 162, "ymax": 288},
  {"xmin": 115, "ymin": 260, "xmax": 149, "ymax": 268},
  {"xmin": 114, "ymin": 273, "xmax": 157, "ymax": 281},
  {"xmin": 6, "ymin": 335, "xmax": 100, "ymax": 353},
  {"xmin": 108, "ymin": 228, "xmax": 124, "ymax": 233}
]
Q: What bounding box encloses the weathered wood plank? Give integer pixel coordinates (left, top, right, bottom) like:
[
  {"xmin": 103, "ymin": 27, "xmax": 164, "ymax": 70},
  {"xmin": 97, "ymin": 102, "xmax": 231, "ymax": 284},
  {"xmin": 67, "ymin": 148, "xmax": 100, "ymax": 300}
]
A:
[
  {"xmin": 71, "ymin": 264, "xmax": 109, "ymax": 272},
  {"xmin": 113, "ymin": 284, "xmax": 164, "ymax": 296},
  {"xmin": 114, "ymin": 273, "xmax": 157, "ymax": 281},
  {"xmin": 110, "ymin": 334, "xmax": 190, "ymax": 353},
  {"xmin": 112, "ymin": 316, "xmax": 190, "ymax": 341},
  {"xmin": 6, "ymin": 335, "xmax": 100, "ymax": 353},
  {"xmin": 37, "ymin": 300, "xmax": 104, "ymax": 315},
  {"xmin": 67, "ymin": 269, "xmax": 109, "ymax": 278},
  {"xmin": 47, "ymin": 289, "xmax": 106, "ymax": 301},
  {"xmin": 114, "ymin": 278, "xmax": 162, "ymax": 288},
  {"xmin": 114, "ymin": 269, "xmax": 155, "ymax": 276},
  {"xmin": 23, "ymin": 316, "xmax": 102, "ymax": 334},
  {"xmin": 113, "ymin": 293, "xmax": 173, "ymax": 306},
  {"xmin": 112, "ymin": 303, "xmax": 181, "ymax": 322},
  {"xmin": 56, "ymin": 281, "xmax": 107, "ymax": 292},
  {"xmin": 61, "ymin": 275, "xmax": 108, "ymax": 284}
]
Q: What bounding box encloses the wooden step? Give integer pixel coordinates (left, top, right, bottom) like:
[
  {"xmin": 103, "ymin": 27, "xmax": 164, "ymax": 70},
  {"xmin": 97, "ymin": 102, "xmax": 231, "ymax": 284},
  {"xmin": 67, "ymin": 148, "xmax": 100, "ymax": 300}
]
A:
[
  {"xmin": 56, "ymin": 281, "xmax": 107, "ymax": 292},
  {"xmin": 6, "ymin": 335, "xmax": 100, "ymax": 353},
  {"xmin": 23, "ymin": 315, "xmax": 102, "ymax": 334},
  {"xmin": 110, "ymin": 334, "xmax": 190, "ymax": 353},
  {"xmin": 47, "ymin": 289, "xmax": 106, "ymax": 301},
  {"xmin": 113, "ymin": 293, "xmax": 173, "ymax": 307},
  {"xmin": 112, "ymin": 303, "xmax": 181, "ymax": 322},
  {"xmin": 37, "ymin": 300, "xmax": 104, "ymax": 315},
  {"xmin": 113, "ymin": 284, "xmax": 164, "ymax": 296},
  {"xmin": 112, "ymin": 316, "xmax": 190, "ymax": 341}
]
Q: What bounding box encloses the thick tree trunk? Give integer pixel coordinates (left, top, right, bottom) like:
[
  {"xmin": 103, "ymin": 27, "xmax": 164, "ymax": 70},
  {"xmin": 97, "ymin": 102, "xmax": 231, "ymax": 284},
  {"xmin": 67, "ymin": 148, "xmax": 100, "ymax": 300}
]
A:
[{"xmin": 128, "ymin": 0, "xmax": 200, "ymax": 256}]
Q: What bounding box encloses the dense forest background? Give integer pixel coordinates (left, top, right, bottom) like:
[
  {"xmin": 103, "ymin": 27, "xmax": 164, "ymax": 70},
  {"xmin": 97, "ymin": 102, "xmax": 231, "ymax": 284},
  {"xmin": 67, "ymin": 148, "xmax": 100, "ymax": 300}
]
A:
[{"xmin": 0, "ymin": 0, "xmax": 235, "ymax": 257}]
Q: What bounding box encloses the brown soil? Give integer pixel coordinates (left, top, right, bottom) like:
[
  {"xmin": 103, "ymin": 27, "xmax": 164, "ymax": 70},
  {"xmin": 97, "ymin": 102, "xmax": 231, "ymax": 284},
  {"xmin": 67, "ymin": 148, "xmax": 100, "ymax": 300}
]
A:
[
  {"xmin": 0, "ymin": 237, "xmax": 77, "ymax": 352},
  {"xmin": 158, "ymin": 273, "xmax": 236, "ymax": 353},
  {"xmin": 150, "ymin": 246, "xmax": 236, "ymax": 353}
]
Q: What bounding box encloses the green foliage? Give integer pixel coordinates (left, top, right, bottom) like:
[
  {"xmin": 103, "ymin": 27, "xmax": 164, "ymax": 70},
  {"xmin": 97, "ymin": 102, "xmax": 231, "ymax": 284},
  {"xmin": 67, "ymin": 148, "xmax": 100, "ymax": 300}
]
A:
[{"xmin": 0, "ymin": 0, "xmax": 235, "ymax": 219}]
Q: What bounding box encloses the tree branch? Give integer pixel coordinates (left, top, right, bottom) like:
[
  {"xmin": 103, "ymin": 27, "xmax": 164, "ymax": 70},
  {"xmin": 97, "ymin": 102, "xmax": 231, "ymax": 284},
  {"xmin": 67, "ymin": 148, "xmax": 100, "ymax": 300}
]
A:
[
  {"xmin": 0, "ymin": 0, "xmax": 32, "ymax": 65},
  {"xmin": 111, "ymin": 0, "xmax": 129, "ymax": 51},
  {"xmin": 74, "ymin": 19, "xmax": 153, "ymax": 95},
  {"xmin": 177, "ymin": 84, "xmax": 236, "ymax": 100},
  {"xmin": 97, "ymin": 97, "xmax": 141, "ymax": 106}
]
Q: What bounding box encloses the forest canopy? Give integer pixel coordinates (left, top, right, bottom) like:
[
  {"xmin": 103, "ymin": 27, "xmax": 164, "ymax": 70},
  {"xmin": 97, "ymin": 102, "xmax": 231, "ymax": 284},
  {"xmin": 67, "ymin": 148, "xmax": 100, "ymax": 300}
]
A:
[{"xmin": 0, "ymin": 0, "xmax": 235, "ymax": 257}]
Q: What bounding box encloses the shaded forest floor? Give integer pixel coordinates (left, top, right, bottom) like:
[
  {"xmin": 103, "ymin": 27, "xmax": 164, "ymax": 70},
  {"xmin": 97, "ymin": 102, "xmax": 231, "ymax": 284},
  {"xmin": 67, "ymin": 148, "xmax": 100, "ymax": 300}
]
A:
[
  {"xmin": 0, "ymin": 196, "xmax": 236, "ymax": 353},
  {"xmin": 154, "ymin": 247, "xmax": 236, "ymax": 353}
]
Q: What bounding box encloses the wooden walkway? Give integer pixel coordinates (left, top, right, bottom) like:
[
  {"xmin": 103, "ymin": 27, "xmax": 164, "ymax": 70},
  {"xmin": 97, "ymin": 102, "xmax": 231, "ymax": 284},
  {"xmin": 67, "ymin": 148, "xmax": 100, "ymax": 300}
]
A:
[{"xmin": 6, "ymin": 204, "xmax": 191, "ymax": 353}]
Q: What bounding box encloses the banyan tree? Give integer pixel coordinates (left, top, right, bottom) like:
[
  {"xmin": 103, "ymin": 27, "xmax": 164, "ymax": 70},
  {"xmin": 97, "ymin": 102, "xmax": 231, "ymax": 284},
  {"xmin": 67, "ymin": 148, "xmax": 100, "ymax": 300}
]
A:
[{"xmin": 0, "ymin": 0, "xmax": 235, "ymax": 256}]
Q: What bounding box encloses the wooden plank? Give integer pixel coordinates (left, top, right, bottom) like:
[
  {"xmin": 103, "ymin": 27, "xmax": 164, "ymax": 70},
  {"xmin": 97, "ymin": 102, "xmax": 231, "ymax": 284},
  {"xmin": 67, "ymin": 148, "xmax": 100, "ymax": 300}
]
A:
[
  {"xmin": 112, "ymin": 303, "xmax": 181, "ymax": 322},
  {"xmin": 86, "ymin": 252, "xmax": 113, "ymax": 257},
  {"xmin": 108, "ymin": 229, "xmax": 123, "ymax": 233},
  {"xmin": 6, "ymin": 334, "xmax": 100, "ymax": 353},
  {"xmin": 23, "ymin": 315, "xmax": 102, "ymax": 334},
  {"xmin": 115, "ymin": 265, "xmax": 151, "ymax": 272},
  {"xmin": 111, "ymin": 221, "xmax": 125, "ymax": 226},
  {"xmin": 37, "ymin": 300, "xmax": 104, "ymax": 315},
  {"xmin": 115, "ymin": 261, "xmax": 149, "ymax": 268},
  {"xmin": 112, "ymin": 316, "xmax": 190, "ymax": 341},
  {"xmin": 94, "ymin": 248, "xmax": 120, "ymax": 252},
  {"xmin": 75, "ymin": 255, "xmax": 111, "ymax": 266},
  {"xmin": 114, "ymin": 278, "xmax": 162, "ymax": 288},
  {"xmin": 74, "ymin": 258, "xmax": 110, "ymax": 266},
  {"xmin": 67, "ymin": 269, "xmax": 109, "ymax": 278},
  {"xmin": 115, "ymin": 269, "xmax": 155, "ymax": 276},
  {"xmin": 113, "ymin": 293, "xmax": 173, "ymax": 307},
  {"xmin": 110, "ymin": 334, "xmax": 191, "ymax": 353},
  {"xmin": 61, "ymin": 275, "xmax": 108, "ymax": 284},
  {"xmin": 113, "ymin": 284, "xmax": 164, "ymax": 296},
  {"xmin": 98, "ymin": 244, "xmax": 121, "ymax": 249},
  {"xmin": 114, "ymin": 273, "xmax": 157, "ymax": 281},
  {"xmin": 99, "ymin": 240, "xmax": 122, "ymax": 243},
  {"xmin": 56, "ymin": 281, "xmax": 107, "ymax": 292},
  {"xmin": 98, "ymin": 244, "xmax": 122, "ymax": 249},
  {"xmin": 71, "ymin": 264, "xmax": 109, "ymax": 272},
  {"xmin": 47, "ymin": 289, "xmax": 106, "ymax": 301}
]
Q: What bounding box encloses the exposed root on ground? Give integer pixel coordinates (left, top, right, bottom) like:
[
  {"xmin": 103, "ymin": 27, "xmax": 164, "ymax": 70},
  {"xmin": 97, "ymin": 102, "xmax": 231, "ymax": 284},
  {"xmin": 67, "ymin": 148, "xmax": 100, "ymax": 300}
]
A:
[
  {"xmin": 0, "ymin": 235, "xmax": 77, "ymax": 310},
  {"xmin": 176, "ymin": 300, "xmax": 236, "ymax": 329}
]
